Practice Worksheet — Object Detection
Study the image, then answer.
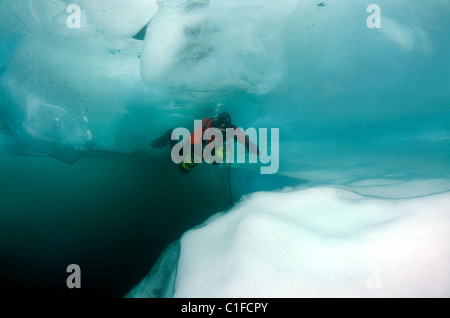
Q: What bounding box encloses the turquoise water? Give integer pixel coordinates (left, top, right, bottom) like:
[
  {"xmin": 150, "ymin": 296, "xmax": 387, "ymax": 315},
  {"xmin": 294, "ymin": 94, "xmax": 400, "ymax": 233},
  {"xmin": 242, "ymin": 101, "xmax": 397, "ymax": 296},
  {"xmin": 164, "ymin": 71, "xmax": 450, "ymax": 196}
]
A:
[{"xmin": 0, "ymin": 0, "xmax": 449, "ymax": 298}]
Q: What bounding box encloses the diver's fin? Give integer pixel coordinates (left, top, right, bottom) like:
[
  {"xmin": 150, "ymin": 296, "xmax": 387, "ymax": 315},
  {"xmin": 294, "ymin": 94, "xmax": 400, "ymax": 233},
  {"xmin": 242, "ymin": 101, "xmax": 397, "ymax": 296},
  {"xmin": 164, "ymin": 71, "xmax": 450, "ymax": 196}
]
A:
[{"xmin": 151, "ymin": 129, "xmax": 173, "ymax": 148}]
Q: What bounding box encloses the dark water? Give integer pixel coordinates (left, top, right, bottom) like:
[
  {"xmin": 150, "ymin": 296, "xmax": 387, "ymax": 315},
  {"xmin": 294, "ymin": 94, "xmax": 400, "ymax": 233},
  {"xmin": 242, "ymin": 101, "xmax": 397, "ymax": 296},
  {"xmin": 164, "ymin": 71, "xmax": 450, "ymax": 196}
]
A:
[{"xmin": 0, "ymin": 152, "xmax": 230, "ymax": 298}]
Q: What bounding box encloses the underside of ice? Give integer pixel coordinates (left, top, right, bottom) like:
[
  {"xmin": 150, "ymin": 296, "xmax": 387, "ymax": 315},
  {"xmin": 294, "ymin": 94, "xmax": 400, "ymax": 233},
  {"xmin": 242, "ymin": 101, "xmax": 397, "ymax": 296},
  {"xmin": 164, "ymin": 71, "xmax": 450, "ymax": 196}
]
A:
[{"xmin": 1, "ymin": 0, "xmax": 448, "ymax": 161}]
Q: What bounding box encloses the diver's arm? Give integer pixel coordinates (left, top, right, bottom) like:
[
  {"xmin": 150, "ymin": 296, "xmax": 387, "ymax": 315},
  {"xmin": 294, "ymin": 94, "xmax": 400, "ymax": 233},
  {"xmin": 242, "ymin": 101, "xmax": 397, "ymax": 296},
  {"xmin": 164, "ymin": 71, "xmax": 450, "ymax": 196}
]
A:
[
  {"xmin": 190, "ymin": 117, "xmax": 213, "ymax": 145},
  {"xmin": 233, "ymin": 126, "xmax": 259, "ymax": 156}
]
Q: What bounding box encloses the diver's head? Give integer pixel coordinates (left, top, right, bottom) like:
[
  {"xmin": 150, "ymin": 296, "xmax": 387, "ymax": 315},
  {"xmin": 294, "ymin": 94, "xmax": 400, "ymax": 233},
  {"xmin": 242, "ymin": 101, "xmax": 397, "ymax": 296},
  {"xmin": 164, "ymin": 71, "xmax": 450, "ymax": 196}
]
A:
[{"xmin": 216, "ymin": 112, "xmax": 232, "ymax": 131}]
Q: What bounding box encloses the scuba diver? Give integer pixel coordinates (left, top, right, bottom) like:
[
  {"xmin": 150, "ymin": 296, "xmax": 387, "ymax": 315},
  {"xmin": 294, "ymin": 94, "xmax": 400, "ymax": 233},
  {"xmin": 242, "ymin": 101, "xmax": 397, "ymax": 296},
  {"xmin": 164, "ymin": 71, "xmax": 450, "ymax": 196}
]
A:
[{"xmin": 151, "ymin": 112, "xmax": 259, "ymax": 173}]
